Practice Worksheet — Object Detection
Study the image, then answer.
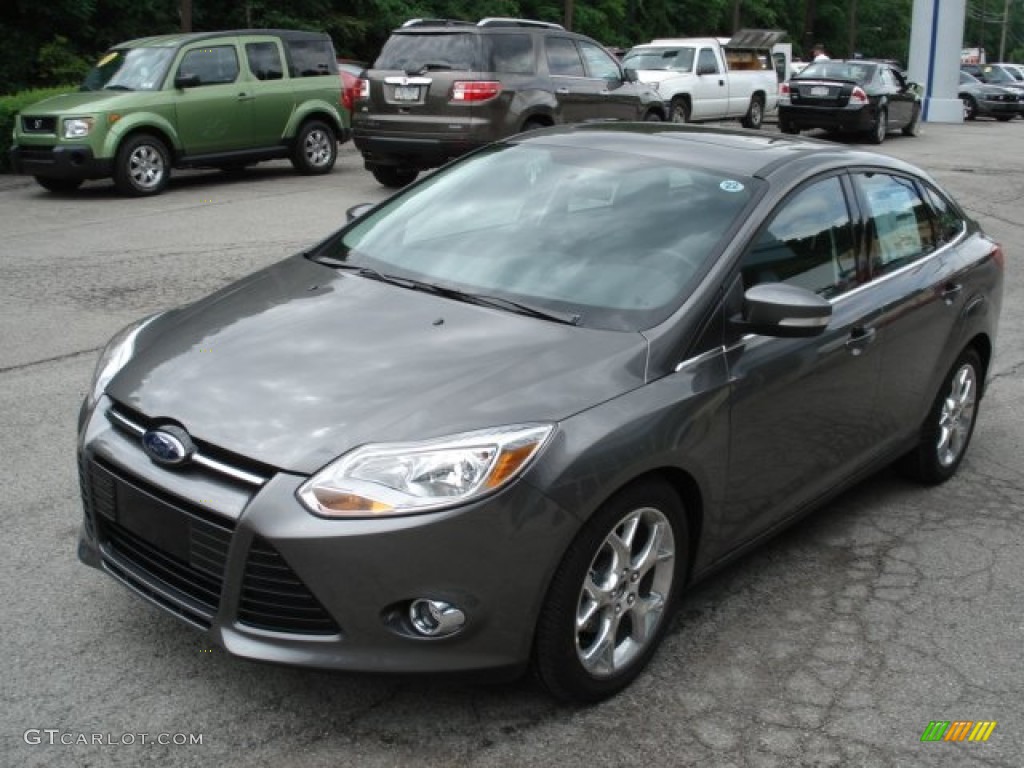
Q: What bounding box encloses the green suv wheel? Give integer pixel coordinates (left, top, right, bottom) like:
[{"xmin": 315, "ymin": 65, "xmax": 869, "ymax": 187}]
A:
[
  {"xmin": 114, "ymin": 134, "xmax": 170, "ymax": 196},
  {"xmin": 291, "ymin": 120, "xmax": 337, "ymax": 175}
]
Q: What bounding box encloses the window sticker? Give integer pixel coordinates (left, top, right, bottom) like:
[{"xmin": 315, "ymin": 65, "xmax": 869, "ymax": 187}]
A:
[{"xmin": 720, "ymin": 180, "xmax": 745, "ymax": 193}]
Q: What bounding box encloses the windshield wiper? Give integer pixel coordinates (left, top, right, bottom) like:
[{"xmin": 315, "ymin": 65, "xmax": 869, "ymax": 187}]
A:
[{"xmin": 321, "ymin": 261, "xmax": 580, "ymax": 325}]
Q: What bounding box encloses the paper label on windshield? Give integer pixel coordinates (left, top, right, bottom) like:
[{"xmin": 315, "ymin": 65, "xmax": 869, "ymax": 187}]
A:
[{"xmin": 720, "ymin": 180, "xmax": 745, "ymax": 193}]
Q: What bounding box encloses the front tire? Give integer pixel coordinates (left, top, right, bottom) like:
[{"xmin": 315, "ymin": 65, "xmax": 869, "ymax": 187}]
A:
[
  {"xmin": 670, "ymin": 97, "xmax": 691, "ymax": 124},
  {"xmin": 898, "ymin": 348, "xmax": 983, "ymax": 484},
  {"xmin": 291, "ymin": 120, "xmax": 337, "ymax": 175},
  {"xmin": 740, "ymin": 95, "xmax": 764, "ymax": 129},
  {"xmin": 534, "ymin": 479, "xmax": 687, "ymax": 703},
  {"xmin": 34, "ymin": 177, "xmax": 83, "ymax": 193},
  {"xmin": 963, "ymin": 96, "xmax": 978, "ymax": 121},
  {"xmin": 370, "ymin": 165, "xmax": 418, "ymax": 188},
  {"xmin": 113, "ymin": 134, "xmax": 170, "ymax": 196}
]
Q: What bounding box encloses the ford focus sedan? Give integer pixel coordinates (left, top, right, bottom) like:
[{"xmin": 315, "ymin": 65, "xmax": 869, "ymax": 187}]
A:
[{"xmin": 77, "ymin": 124, "xmax": 1003, "ymax": 703}]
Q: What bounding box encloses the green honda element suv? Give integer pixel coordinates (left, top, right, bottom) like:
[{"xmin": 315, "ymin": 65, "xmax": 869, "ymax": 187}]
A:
[{"xmin": 10, "ymin": 29, "xmax": 349, "ymax": 196}]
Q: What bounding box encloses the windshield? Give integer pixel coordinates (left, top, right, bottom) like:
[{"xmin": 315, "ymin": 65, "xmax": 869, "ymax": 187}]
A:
[
  {"xmin": 979, "ymin": 66, "xmax": 1015, "ymax": 84},
  {"xmin": 81, "ymin": 47, "xmax": 175, "ymax": 91},
  {"xmin": 315, "ymin": 142, "xmax": 757, "ymax": 331},
  {"xmin": 622, "ymin": 47, "xmax": 695, "ymax": 72}
]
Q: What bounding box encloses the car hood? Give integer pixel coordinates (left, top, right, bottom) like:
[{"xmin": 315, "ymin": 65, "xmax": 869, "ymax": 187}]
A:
[
  {"xmin": 108, "ymin": 255, "xmax": 649, "ymax": 474},
  {"xmin": 21, "ymin": 90, "xmax": 138, "ymax": 114}
]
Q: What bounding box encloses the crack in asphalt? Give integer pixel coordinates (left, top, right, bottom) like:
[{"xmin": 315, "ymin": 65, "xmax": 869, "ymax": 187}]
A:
[{"xmin": 0, "ymin": 346, "xmax": 101, "ymax": 375}]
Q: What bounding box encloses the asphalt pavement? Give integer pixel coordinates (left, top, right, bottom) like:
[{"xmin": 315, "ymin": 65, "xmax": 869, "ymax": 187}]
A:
[{"xmin": 1, "ymin": 122, "xmax": 1022, "ymax": 768}]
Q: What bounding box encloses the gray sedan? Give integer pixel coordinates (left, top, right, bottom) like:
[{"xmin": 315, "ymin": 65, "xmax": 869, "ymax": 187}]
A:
[{"xmin": 77, "ymin": 124, "xmax": 1004, "ymax": 703}]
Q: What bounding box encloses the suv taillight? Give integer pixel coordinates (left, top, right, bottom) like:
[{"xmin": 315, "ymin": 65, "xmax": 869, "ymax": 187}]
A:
[
  {"xmin": 850, "ymin": 86, "xmax": 868, "ymax": 104},
  {"xmin": 358, "ymin": 78, "xmax": 370, "ymax": 99},
  {"xmin": 451, "ymin": 81, "xmax": 501, "ymax": 102}
]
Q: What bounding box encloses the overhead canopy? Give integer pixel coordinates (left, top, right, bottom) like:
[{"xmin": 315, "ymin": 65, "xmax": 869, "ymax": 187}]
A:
[{"xmin": 725, "ymin": 29, "xmax": 787, "ymax": 50}]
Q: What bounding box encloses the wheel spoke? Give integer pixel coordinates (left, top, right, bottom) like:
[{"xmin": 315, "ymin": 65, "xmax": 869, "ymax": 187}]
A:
[
  {"xmin": 628, "ymin": 591, "xmax": 666, "ymax": 645},
  {"xmin": 580, "ymin": 614, "xmax": 619, "ymax": 675},
  {"xmin": 633, "ymin": 521, "xmax": 672, "ymax": 576}
]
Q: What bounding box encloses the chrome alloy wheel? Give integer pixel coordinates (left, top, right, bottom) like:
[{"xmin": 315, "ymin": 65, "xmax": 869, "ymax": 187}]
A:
[
  {"xmin": 128, "ymin": 144, "xmax": 166, "ymax": 190},
  {"xmin": 303, "ymin": 127, "xmax": 333, "ymax": 168},
  {"xmin": 575, "ymin": 506, "xmax": 675, "ymax": 677},
  {"xmin": 936, "ymin": 362, "xmax": 978, "ymax": 468}
]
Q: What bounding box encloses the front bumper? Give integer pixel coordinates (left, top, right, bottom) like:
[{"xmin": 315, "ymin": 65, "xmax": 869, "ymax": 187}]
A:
[
  {"xmin": 778, "ymin": 102, "xmax": 878, "ymax": 132},
  {"xmin": 975, "ymin": 99, "xmax": 1023, "ymax": 117},
  {"xmin": 9, "ymin": 143, "xmax": 112, "ymax": 180},
  {"xmin": 77, "ymin": 396, "xmax": 578, "ymax": 677}
]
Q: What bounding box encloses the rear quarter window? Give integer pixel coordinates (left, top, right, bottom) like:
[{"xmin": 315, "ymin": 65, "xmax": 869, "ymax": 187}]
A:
[{"xmin": 287, "ymin": 39, "xmax": 336, "ymax": 77}]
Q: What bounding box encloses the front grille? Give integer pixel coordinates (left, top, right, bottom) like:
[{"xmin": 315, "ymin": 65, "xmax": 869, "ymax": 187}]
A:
[
  {"xmin": 21, "ymin": 115, "xmax": 56, "ymax": 133},
  {"xmin": 16, "ymin": 147, "xmax": 56, "ymax": 163},
  {"xmin": 89, "ymin": 459, "xmax": 234, "ymax": 628},
  {"xmin": 238, "ymin": 537, "xmax": 340, "ymax": 635}
]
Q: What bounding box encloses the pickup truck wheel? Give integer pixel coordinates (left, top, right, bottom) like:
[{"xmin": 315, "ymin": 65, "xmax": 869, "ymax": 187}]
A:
[
  {"xmin": 740, "ymin": 95, "xmax": 764, "ymax": 129},
  {"xmin": 34, "ymin": 177, "xmax": 83, "ymax": 193},
  {"xmin": 291, "ymin": 120, "xmax": 337, "ymax": 175},
  {"xmin": 370, "ymin": 165, "xmax": 418, "ymax": 188},
  {"xmin": 868, "ymin": 107, "xmax": 887, "ymax": 144},
  {"xmin": 670, "ymin": 98, "xmax": 690, "ymax": 124},
  {"xmin": 113, "ymin": 134, "xmax": 170, "ymax": 196}
]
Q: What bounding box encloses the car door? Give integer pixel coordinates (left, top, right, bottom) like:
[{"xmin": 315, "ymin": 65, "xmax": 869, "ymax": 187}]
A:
[
  {"xmin": 692, "ymin": 47, "xmax": 729, "ymax": 119},
  {"xmin": 847, "ymin": 171, "xmax": 972, "ymax": 449},
  {"xmin": 722, "ymin": 174, "xmax": 889, "ymax": 543},
  {"xmin": 173, "ymin": 40, "xmax": 251, "ymax": 155},
  {"xmin": 576, "ymin": 40, "xmax": 641, "ymax": 120},
  {"xmin": 545, "ymin": 37, "xmax": 600, "ymax": 123},
  {"xmin": 242, "ymin": 38, "xmax": 296, "ymax": 147},
  {"xmin": 880, "ymin": 66, "xmax": 913, "ymax": 126}
]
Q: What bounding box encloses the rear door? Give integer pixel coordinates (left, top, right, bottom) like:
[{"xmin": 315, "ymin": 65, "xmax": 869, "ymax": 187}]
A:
[
  {"xmin": 577, "ymin": 40, "xmax": 641, "ymax": 120},
  {"xmin": 241, "ymin": 37, "xmax": 295, "ymax": 146},
  {"xmin": 545, "ymin": 36, "xmax": 594, "ymax": 122}
]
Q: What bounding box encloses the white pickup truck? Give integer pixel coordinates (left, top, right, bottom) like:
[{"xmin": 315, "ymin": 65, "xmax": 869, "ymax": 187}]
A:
[{"xmin": 622, "ymin": 32, "xmax": 783, "ymax": 128}]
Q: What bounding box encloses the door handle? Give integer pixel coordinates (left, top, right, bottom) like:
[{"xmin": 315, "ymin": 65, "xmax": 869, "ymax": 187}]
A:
[
  {"xmin": 237, "ymin": 92, "xmax": 255, "ymax": 101},
  {"xmin": 556, "ymin": 87, "xmax": 570, "ymax": 94},
  {"xmin": 941, "ymin": 282, "xmax": 963, "ymax": 304},
  {"xmin": 845, "ymin": 326, "xmax": 876, "ymax": 355}
]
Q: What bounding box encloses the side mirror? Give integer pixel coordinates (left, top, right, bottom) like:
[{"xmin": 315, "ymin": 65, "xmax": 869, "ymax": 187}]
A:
[
  {"xmin": 731, "ymin": 283, "xmax": 832, "ymax": 337},
  {"xmin": 175, "ymin": 73, "xmax": 201, "ymax": 89},
  {"xmin": 623, "ymin": 67, "xmax": 638, "ymax": 83},
  {"xmin": 346, "ymin": 203, "xmax": 375, "ymax": 222}
]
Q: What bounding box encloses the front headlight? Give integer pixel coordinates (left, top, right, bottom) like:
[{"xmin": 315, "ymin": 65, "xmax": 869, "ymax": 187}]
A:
[
  {"xmin": 298, "ymin": 424, "xmax": 554, "ymax": 518},
  {"xmin": 83, "ymin": 314, "xmax": 160, "ymax": 416},
  {"xmin": 63, "ymin": 117, "xmax": 95, "ymax": 139}
]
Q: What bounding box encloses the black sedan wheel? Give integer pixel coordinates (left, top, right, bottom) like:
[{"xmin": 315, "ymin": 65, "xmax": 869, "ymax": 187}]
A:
[
  {"xmin": 868, "ymin": 107, "xmax": 888, "ymax": 144},
  {"xmin": 899, "ymin": 348, "xmax": 982, "ymax": 484},
  {"xmin": 534, "ymin": 480, "xmax": 686, "ymax": 703}
]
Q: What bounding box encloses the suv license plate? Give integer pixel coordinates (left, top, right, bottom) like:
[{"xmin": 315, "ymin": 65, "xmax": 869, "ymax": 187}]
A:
[
  {"xmin": 810, "ymin": 86, "xmax": 829, "ymax": 96},
  {"xmin": 394, "ymin": 86, "xmax": 420, "ymax": 100}
]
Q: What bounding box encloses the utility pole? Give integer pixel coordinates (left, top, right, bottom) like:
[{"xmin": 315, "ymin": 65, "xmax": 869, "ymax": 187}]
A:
[
  {"xmin": 847, "ymin": 0, "xmax": 858, "ymax": 57},
  {"xmin": 180, "ymin": 0, "xmax": 192, "ymax": 32},
  {"xmin": 998, "ymin": 0, "xmax": 1010, "ymax": 61},
  {"xmin": 564, "ymin": 0, "xmax": 574, "ymax": 30}
]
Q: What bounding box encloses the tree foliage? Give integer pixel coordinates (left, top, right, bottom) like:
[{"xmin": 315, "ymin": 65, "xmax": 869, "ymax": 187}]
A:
[{"xmin": 2, "ymin": 0, "xmax": 1021, "ymax": 94}]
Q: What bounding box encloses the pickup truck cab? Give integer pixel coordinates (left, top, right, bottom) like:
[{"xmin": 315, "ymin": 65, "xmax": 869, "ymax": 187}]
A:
[
  {"xmin": 10, "ymin": 30, "xmax": 348, "ymax": 196},
  {"xmin": 623, "ymin": 34, "xmax": 779, "ymax": 128}
]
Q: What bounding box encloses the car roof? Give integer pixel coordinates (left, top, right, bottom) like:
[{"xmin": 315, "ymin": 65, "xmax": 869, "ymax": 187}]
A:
[
  {"xmin": 509, "ymin": 123, "xmax": 920, "ymax": 180},
  {"xmin": 115, "ymin": 29, "xmax": 331, "ymax": 49}
]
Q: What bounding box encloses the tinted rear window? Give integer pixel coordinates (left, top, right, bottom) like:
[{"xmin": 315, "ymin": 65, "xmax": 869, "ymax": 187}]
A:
[
  {"xmin": 376, "ymin": 33, "xmax": 481, "ymax": 72},
  {"xmin": 287, "ymin": 39, "xmax": 336, "ymax": 77}
]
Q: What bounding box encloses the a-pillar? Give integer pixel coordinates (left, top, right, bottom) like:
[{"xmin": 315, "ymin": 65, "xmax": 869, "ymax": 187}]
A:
[{"xmin": 907, "ymin": 0, "xmax": 966, "ymax": 122}]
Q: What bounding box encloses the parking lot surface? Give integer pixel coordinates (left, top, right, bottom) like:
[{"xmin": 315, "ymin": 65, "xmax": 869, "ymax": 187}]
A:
[{"xmin": 1, "ymin": 123, "xmax": 1022, "ymax": 767}]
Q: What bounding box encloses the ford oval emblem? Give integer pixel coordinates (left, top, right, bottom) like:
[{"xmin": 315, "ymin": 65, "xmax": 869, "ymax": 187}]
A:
[{"xmin": 142, "ymin": 425, "xmax": 195, "ymax": 467}]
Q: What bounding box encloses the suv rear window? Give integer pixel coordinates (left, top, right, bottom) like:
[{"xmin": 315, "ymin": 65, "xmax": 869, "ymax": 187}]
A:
[{"xmin": 376, "ymin": 33, "xmax": 482, "ymax": 72}]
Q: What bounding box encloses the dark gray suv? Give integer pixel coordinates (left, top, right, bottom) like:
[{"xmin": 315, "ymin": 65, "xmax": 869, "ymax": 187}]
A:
[{"xmin": 352, "ymin": 17, "xmax": 666, "ymax": 187}]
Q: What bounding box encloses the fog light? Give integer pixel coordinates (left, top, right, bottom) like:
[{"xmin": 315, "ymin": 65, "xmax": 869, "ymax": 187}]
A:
[{"xmin": 409, "ymin": 599, "xmax": 465, "ymax": 637}]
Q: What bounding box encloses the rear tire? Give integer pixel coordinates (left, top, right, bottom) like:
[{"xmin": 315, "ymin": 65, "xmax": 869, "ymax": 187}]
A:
[
  {"xmin": 897, "ymin": 348, "xmax": 982, "ymax": 484},
  {"xmin": 34, "ymin": 177, "xmax": 83, "ymax": 193},
  {"xmin": 291, "ymin": 120, "xmax": 336, "ymax": 175},
  {"xmin": 740, "ymin": 95, "xmax": 764, "ymax": 129},
  {"xmin": 533, "ymin": 479, "xmax": 687, "ymax": 703},
  {"xmin": 370, "ymin": 165, "xmax": 418, "ymax": 188},
  {"xmin": 868, "ymin": 107, "xmax": 887, "ymax": 144}
]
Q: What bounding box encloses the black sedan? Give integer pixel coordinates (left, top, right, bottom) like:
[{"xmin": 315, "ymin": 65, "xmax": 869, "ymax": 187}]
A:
[
  {"xmin": 959, "ymin": 70, "xmax": 1023, "ymax": 121},
  {"xmin": 77, "ymin": 124, "xmax": 1003, "ymax": 703},
  {"xmin": 779, "ymin": 59, "xmax": 922, "ymax": 143}
]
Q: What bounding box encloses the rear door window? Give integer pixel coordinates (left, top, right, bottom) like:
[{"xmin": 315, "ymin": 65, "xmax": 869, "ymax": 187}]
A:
[
  {"xmin": 546, "ymin": 38, "xmax": 586, "ymax": 77},
  {"xmin": 245, "ymin": 42, "xmax": 284, "ymax": 80}
]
